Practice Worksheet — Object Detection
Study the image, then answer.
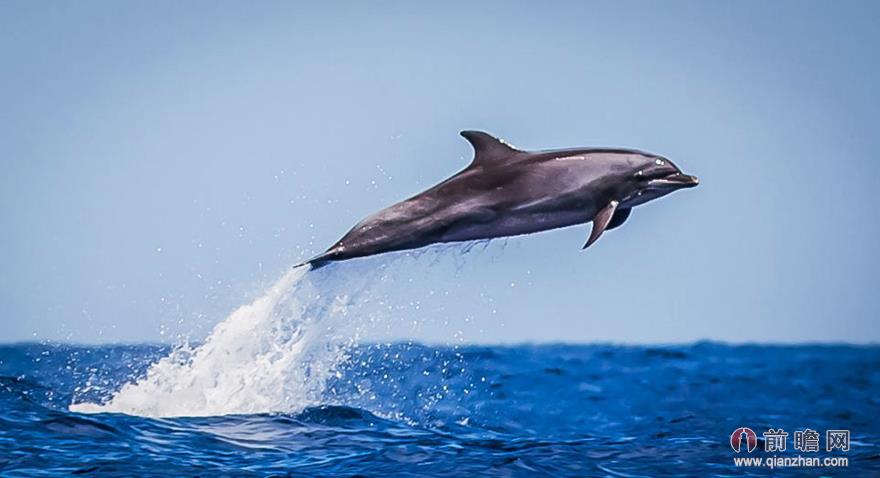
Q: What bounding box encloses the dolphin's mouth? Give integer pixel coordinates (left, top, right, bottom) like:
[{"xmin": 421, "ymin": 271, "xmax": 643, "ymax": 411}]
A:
[{"xmin": 647, "ymin": 172, "xmax": 699, "ymax": 189}]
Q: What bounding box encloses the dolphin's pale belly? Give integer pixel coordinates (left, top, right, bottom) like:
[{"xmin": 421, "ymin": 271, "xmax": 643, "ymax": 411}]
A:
[
  {"xmin": 331, "ymin": 183, "xmax": 605, "ymax": 261},
  {"xmin": 439, "ymin": 208, "xmax": 596, "ymax": 243}
]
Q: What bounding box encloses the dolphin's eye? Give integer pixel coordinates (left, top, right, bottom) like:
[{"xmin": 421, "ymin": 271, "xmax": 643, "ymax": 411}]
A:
[{"xmin": 655, "ymin": 159, "xmax": 665, "ymax": 166}]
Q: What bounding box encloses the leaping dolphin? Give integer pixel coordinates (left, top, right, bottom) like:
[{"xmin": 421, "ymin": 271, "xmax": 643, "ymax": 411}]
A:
[{"xmin": 300, "ymin": 131, "xmax": 698, "ymax": 268}]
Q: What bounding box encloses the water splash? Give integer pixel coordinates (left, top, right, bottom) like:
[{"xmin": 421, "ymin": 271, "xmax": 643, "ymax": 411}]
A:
[
  {"xmin": 71, "ymin": 264, "xmax": 368, "ymax": 417},
  {"xmin": 69, "ymin": 243, "xmax": 500, "ymax": 418}
]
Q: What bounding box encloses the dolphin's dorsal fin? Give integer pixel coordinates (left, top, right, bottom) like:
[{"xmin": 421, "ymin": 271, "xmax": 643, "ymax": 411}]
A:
[{"xmin": 460, "ymin": 130, "xmax": 519, "ymax": 167}]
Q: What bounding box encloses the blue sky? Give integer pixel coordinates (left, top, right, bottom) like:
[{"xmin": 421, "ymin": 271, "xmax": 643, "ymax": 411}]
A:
[{"xmin": 1, "ymin": 1, "xmax": 878, "ymax": 343}]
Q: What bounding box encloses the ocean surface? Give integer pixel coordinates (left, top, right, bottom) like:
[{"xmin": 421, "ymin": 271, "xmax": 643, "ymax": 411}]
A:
[
  {"xmin": 2, "ymin": 342, "xmax": 878, "ymax": 476},
  {"xmin": 1, "ymin": 266, "xmax": 878, "ymax": 476}
]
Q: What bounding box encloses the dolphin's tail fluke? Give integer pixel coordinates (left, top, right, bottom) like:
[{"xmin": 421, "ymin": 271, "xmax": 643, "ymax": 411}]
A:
[{"xmin": 293, "ymin": 250, "xmax": 336, "ymax": 270}]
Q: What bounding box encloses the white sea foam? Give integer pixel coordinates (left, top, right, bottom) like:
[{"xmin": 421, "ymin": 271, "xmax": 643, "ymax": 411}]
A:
[{"xmin": 71, "ymin": 264, "xmax": 367, "ymax": 417}]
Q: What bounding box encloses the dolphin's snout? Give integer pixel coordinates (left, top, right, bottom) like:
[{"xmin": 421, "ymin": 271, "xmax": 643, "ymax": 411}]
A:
[
  {"xmin": 678, "ymin": 174, "xmax": 699, "ymax": 187},
  {"xmin": 647, "ymin": 172, "xmax": 699, "ymax": 189}
]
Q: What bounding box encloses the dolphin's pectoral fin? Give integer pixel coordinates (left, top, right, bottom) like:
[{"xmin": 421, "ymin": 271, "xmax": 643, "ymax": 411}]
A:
[
  {"xmin": 606, "ymin": 207, "xmax": 631, "ymax": 231},
  {"xmin": 583, "ymin": 200, "xmax": 619, "ymax": 249},
  {"xmin": 460, "ymin": 130, "xmax": 520, "ymax": 167}
]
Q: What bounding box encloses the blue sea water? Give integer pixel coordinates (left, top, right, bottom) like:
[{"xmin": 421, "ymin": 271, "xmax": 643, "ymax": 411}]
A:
[
  {"xmin": 1, "ymin": 341, "xmax": 878, "ymax": 477},
  {"xmin": 0, "ymin": 260, "xmax": 877, "ymax": 476}
]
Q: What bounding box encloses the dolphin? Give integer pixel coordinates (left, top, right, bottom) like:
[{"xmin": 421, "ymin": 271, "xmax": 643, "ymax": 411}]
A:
[{"xmin": 300, "ymin": 130, "xmax": 698, "ymax": 268}]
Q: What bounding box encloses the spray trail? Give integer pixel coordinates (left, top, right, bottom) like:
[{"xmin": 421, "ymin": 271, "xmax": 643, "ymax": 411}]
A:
[{"xmin": 71, "ymin": 264, "xmax": 370, "ymax": 417}]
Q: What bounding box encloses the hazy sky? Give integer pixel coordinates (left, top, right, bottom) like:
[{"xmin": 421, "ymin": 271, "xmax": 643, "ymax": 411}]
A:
[{"xmin": 1, "ymin": 1, "xmax": 878, "ymax": 344}]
